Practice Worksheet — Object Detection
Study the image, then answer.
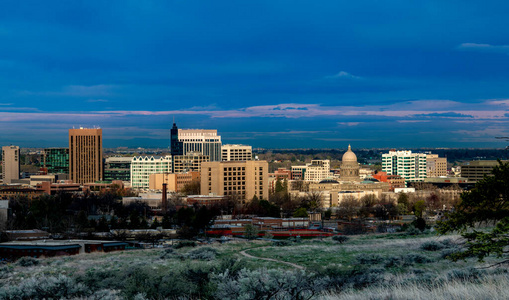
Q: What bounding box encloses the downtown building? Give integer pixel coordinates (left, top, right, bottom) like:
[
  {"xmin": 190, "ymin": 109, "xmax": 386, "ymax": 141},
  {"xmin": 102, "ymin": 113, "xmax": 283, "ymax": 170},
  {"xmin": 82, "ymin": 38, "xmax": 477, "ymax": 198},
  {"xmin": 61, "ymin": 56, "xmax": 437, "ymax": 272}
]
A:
[
  {"xmin": 43, "ymin": 148, "xmax": 69, "ymax": 174},
  {"xmin": 104, "ymin": 156, "xmax": 132, "ymax": 183},
  {"xmin": 381, "ymin": 150, "xmax": 427, "ymax": 183},
  {"xmin": 290, "ymin": 160, "xmax": 331, "ymax": 182},
  {"xmin": 176, "ymin": 128, "xmax": 222, "ymax": 162},
  {"xmin": 201, "ymin": 160, "xmax": 269, "ymax": 202},
  {"xmin": 426, "ymin": 154, "xmax": 448, "ymax": 177},
  {"xmin": 173, "ymin": 152, "xmax": 209, "ymax": 173},
  {"xmin": 130, "ymin": 156, "xmax": 172, "ymax": 189},
  {"xmin": 69, "ymin": 128, "xmax": 103, "ymax": 184},
  {"xmin": 221, "ymin": 144, "xmax": 252, "ymax": 161},
  {"xmin": 2, "ymin": 146, "xmax": 20, "ymax": 184}
]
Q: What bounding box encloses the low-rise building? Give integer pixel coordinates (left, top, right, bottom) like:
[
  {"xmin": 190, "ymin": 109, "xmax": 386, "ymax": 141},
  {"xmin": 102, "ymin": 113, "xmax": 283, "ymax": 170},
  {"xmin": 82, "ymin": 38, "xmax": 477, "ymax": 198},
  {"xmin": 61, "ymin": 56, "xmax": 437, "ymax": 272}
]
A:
[
  {"xmin": 149, "ymin": 172, "xmax": 200, "ymax": 192},
  {"xmin": 461, "ymin": 160, "xmax": 506, "ymax": 183},
  {"xmin": 0, "ymin": 240, "xmax": 128, "ymax": 260}
]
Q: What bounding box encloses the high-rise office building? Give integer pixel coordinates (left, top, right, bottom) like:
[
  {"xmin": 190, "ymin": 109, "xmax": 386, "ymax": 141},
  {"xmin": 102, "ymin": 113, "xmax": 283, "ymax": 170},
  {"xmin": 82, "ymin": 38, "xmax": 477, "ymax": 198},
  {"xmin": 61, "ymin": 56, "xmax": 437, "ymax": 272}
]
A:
[
  {"xmin": 104, "ymin": 156, "xmax": 132, "ymax": 182},
  {"xmin": 2, "ymin": 146, "xmax": 20, "ymax": 184},
  {"xmin": 43, "ymin": 148, "xmax": 69, "ymax": 174},
  {"xmin": 381, "ymin": 150, "xmax": 427, "ymax": 183},
  {"xmin": 170, "ymin": 122, "xmax": 183, "ymax": 156},
  {"xmin": 221, "ymin": 144, "xmax": 252, "ymax": 161},
  {"xmin": 69, "ymin": 128, "xmax": 103, "ymax": 184},
  {"xmin": 201, "ymin": 160, "xmax": 269, "ymax": 202},
  {"xmin": 178, "ymin": 129, "xmax": 222, "ymax": 161}
]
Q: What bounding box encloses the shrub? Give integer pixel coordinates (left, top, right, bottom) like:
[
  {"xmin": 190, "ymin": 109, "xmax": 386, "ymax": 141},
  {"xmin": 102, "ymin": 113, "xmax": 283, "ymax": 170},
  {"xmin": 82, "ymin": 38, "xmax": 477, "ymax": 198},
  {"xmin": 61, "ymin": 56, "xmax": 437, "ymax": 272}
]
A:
[
  {"xmin": 347, "ymin": 267, "xmax": 385, "ymax": 289},
  {"xmin": 186, "ymin": 247, "xmax": 218, "ymax": 261},
  {"xmin": 355, "ymin": 254, "xmax": 384, "ymax": 265},
  {"xmin": 0, "ymin": 265, "xmax": 12, "ymax": 279},
  {"xmin": 440, "ymin": 238, "xmax": 455, "ymax": 248},
  {"xmin": 0, "ymin": 275, "xmax": 88, "ymax": 299},
  {"xmin": 420, "ymin": 241, "xmax": 445, "ymax": 251},
  {"xmin": 384, "ymin": 256, "xmax": 403, "ymax": 268},
  {"xmin": 16, "ymin": 256, "xmax": 39, "ymax": 267},
  {"xmin": 413, "ymin": 217, "xmax": 426, "ymax": 231},
  {"xmin": 440, "ymin": 248, "xmax": 461, "ymax": 260},
  {"xmin": 404, "ymin": 253, "xmax": 432, "ymax": 264},
  {"xmin": 447, "ymin": 267, "xmax": 484, "ymax": 281},
  {"xmin": 213, "ymin": 268, "xmax": 328, "ymax": 300},
  {"xmin": 272, "ymin": 240, "xmax": 292, "ymax": 246},
  {"xmin": 405, "ymin": 225, "xmax": 421, "ymax": 236},
  {"xmin": 174, "ymin": 241, "xmax": 197, "ymax": 249},
  {"xmin": 160, "ymin": 248, "xmax": 183, "ymax": 260},
  {"xmin": 332, "ymin": 235, "xmax": 350, "ymax": 244}
]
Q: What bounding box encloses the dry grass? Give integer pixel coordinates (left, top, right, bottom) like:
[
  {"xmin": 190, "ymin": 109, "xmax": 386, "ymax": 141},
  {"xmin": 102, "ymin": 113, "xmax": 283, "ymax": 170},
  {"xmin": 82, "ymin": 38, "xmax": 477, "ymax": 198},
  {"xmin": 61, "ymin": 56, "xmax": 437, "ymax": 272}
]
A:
[{"xmin": 321, "ymin": 274, "xmax": 509, "ymax": 300}]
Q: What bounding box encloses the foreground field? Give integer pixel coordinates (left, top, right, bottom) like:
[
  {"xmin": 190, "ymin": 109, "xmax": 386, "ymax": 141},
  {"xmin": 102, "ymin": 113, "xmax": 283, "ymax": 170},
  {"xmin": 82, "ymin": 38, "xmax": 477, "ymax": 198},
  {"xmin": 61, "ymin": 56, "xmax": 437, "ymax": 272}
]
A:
[{"xmin": 0, "ymin": 231, "xmax": 507, "ymax": 299}]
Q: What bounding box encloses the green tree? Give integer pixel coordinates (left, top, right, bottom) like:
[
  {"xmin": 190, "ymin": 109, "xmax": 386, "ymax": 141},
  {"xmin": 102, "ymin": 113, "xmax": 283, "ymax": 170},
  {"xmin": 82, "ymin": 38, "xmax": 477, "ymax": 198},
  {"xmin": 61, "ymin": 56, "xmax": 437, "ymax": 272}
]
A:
[
  {"xmin": 293, "ymin": 207, "xmax": 308, "ymax": 218},
  {"xmin": 437, "ymin": 161, "xmax": 509, "ymax": 262},
  {"xmin": 413, "ymin": 200, "xmax": 426, "ymax": 218},
  {"xmin": 275, "ymin": 178, "xmax": 284, "ymax": 194},
  {"xmin": 397, "ymin": 193, "xmax": 409, "ymax": 213},
  {"xmin": 243, "ymin": 224, "xmax": 259, "ymax": 240}
]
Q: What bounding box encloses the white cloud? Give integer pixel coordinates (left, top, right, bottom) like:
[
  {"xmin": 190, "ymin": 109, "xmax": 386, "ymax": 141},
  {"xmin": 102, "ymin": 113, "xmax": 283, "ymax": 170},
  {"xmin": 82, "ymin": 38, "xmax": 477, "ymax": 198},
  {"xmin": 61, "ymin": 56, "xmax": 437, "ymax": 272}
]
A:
[
  {"xmin": 457, "ymin": 43, "xmax": 509, "ymax": 54},
  {"xmin": 325, "ymin": 71, "xmax": 362, "ymax": 79}
]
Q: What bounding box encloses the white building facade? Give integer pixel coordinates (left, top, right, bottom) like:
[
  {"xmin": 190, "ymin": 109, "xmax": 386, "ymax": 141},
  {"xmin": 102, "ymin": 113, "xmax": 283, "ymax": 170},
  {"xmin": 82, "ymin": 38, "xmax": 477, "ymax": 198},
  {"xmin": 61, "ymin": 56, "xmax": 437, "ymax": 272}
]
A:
[
  {"xmin": 382, "ymin": 150, "xmax": 427, "ymax": 183},
  {"xmin": 304, "ymin": 160, "xmax": 331, "ymax": 183},
  {"xmin": 130, "ymin": 156, "xmax": 172, "ymax": 189}
]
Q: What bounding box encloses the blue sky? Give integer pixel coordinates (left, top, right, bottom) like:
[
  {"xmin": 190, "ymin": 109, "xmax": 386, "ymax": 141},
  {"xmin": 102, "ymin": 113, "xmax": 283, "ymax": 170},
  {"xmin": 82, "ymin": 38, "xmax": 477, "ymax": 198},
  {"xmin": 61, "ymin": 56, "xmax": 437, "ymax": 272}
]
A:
[{"xmin": 1, "ymin": 1, "xmax": 509, "ymax": 148}]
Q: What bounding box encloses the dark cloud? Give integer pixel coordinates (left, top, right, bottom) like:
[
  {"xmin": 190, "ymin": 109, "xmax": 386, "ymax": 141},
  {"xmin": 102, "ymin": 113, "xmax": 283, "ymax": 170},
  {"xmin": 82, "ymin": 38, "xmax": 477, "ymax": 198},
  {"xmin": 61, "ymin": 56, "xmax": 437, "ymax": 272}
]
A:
[{"xmin": 1, "ymin": 1, "xmax": 509, "ymax": 147}]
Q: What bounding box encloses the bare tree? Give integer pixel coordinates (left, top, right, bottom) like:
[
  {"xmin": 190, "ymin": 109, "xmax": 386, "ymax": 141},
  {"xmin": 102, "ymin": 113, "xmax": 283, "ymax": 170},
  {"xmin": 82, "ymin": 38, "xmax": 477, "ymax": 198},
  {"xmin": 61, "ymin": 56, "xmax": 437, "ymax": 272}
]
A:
[{"xmin": 337, "ymin": 196, "xmax": 358, "ymax": 221}]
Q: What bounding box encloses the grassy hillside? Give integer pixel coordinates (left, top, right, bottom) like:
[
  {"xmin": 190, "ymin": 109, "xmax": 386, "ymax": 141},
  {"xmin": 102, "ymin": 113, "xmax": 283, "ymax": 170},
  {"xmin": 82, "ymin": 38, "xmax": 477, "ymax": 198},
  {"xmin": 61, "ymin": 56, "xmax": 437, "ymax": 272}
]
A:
[{"xmin": 0, "ymin": 232, "xmax": 507, "ymax": 299}]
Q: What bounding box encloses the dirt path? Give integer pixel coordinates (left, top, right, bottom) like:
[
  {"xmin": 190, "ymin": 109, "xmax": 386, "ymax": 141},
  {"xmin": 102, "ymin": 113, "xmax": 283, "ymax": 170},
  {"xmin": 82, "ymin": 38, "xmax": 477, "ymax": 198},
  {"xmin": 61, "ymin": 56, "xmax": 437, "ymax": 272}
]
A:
[{"xmin": 239, "ymin": 247, "xmax": 305, "ymax": 270}]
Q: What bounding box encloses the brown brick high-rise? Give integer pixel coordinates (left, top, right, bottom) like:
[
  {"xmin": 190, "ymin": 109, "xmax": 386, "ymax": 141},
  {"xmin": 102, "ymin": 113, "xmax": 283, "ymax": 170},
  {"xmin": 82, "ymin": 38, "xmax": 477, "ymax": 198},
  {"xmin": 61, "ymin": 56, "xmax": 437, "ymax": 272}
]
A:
[{"xmin": 69, "ymin": 128, "xmax": 103, "ymax": 184}]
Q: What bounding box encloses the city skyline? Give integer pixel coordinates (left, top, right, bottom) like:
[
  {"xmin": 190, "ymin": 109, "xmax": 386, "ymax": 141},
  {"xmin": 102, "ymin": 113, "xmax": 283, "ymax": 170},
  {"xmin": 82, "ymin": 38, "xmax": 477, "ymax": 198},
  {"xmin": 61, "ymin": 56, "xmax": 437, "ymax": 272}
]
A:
[{"xmin": 1, "ymin": 1, "xmax": 509, "ymax": 149}]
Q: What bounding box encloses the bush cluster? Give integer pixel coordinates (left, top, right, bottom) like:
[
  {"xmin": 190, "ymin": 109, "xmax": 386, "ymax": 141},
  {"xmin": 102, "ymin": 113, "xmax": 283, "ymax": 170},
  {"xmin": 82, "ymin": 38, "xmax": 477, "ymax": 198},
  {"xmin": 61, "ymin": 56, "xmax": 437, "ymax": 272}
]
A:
[
  {"xmin": 0, "ymin": 275, "xmax": 88, "ymax": 299},
  {"xmin": 420, "ymin": 241, "xmax": 445, "ymax": 251},
  {"xmin": 16, "ymin": 256, "xmax": 40, "ymax": 267},
  {"xmin": 332, "ymin": 235, "xmax": 350, "ymax": 244},
  {"xmin": 174, "ymin": 241, "xmax": 197, "ymax": 249},
  {"xmin": 186, "ymin": 247, "xmax": 218, "ymax": 261},
  {"xmin": 356, "ymin": 254, "xmax": 384, "ymax": 265}
]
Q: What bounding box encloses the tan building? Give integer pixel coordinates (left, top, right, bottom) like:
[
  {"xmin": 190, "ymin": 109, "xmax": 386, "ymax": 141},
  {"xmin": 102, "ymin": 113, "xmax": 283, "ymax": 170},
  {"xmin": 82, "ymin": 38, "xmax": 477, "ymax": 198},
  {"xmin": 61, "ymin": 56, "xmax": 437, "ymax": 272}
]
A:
[
  {"xmin": 221, "ymin": 144, "xmax": 252, "ymax": 161},
  {"xmin": 427, "ymin": 154, "xmax": 447, "ymax": 177},
  {"xmin": 201, "ymin": 160, "xmax": 269, "ymax": 202},
  {"xmin": 2, "ymin": 145, "xmax": 20, "ymax": 184},
  {"xmin": 149, "ymin": 172, "xmax": 200, "ymax": 192},
  {"xmin": 461, "ymin": 160, "xmax": 506, "ymax": 183},
  {"xmin": 69, "ymin": 128, "xmax": 103, "ymax": 184},
  {"xmin": 173, "ymin": 152, "xmax": 209, "ymax": 173}
]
